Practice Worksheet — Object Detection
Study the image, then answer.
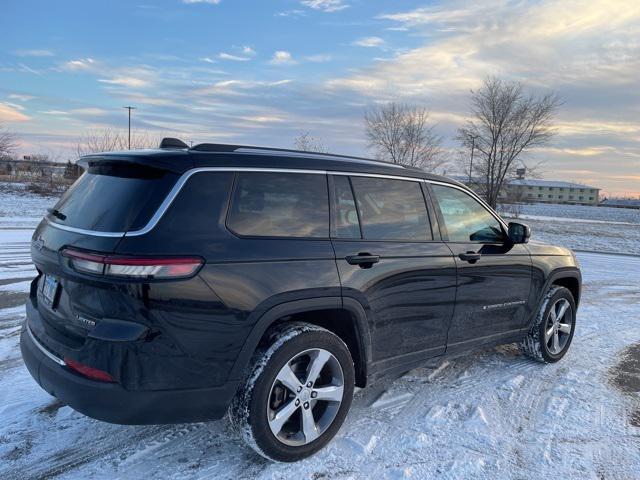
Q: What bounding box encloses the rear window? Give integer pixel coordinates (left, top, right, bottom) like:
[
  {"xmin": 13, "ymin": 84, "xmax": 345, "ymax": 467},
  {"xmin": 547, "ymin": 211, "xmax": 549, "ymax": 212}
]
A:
[
  {"xmin": 49, "ymin": 163, "xmax": 178, "ymax": 232},
  {"xmin": 227, "ymin": 172, "xmax": 329, "ymax": 238},
  {"xmin": 350, "ymin": 176, "xmax": 432, "ymax": 241}
]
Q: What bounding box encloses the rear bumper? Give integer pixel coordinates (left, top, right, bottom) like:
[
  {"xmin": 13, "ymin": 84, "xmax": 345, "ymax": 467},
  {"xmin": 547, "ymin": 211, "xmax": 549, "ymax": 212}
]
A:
[{"xmin": 20, "ymin": 318, "xmax": 239, "ymax": 425}]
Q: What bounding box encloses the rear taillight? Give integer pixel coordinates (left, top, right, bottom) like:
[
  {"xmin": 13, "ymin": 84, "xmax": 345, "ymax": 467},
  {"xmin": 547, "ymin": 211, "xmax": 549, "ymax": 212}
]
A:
[
  {"xmin": 61, "ymin": 248, "xmax": 203, "ymax": 279},
  {"xmin": 64, "ymin": 357, "xmax": 116, "ymax": 383}
]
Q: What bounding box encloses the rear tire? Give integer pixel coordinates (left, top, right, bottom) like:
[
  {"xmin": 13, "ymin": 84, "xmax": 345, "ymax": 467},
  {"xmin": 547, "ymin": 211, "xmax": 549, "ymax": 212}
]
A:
[
  {"xmin": 229, "ymin": 322, "xmax": 355, "ymax": 462},
  {"xmin": 520, "ymin": 286, "xmax": 576, "ymax": 363}
]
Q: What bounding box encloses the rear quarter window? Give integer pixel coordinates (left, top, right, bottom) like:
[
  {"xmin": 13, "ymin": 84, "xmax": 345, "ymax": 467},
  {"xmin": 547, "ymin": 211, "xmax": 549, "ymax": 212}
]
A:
[
  {"xmin": 226, "ymin": 172, "xmax": 329, "ymax": 238},
  {"xmin": 49, "ymin": 163, "xmax": 178, "ymax": 232}
]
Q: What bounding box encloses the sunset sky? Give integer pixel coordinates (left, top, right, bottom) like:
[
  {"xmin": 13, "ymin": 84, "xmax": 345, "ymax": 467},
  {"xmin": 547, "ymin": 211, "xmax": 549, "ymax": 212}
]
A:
[{"xmin": 2, "ymin": 0, "xmax": 639, "ymax": 196}]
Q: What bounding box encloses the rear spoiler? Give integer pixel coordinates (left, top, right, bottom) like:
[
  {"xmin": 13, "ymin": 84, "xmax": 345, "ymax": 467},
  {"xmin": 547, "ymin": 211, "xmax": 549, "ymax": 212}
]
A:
[{"xmin": 77, "ymin": 150, "xmax": 194, "ymax": 174}]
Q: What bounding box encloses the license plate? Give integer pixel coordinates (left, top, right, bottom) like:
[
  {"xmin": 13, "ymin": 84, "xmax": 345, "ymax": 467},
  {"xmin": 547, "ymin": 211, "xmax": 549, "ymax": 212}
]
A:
[{"xmin": 41, "ymin": 274, "xmax": 60, "ymax": 307}]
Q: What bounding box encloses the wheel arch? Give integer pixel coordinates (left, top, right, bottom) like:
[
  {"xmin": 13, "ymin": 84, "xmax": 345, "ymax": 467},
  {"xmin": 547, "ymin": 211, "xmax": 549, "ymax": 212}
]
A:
[
  {"xmin": 526, "ymin": 267, "xmax": 581, "ymax": 330},
  {"xmin": 229, "ymin": 297, "xmax": 372, "ymax": 388}
]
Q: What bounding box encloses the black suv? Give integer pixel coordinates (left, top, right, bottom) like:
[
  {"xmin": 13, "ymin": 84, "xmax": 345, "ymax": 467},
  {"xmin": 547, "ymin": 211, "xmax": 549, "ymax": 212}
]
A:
[{"xmin": 21, "ymin": 139, "xmax": 581, "ymax": 462}]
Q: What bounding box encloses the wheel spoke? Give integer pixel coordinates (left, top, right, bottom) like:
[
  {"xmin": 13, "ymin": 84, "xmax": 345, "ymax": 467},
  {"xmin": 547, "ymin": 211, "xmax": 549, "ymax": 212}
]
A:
[
  {"xmin": 549, "ymin": 308, "xmax": 557, "ymax": 322},
  {"xmin": 301, "ymin": 407, "xmax": 319, "ymax": 443},
  {"xmin": 313, "ymin": 385, "xmax": 344, "ymax": 402},
  {"xmin": 552, "ymin": 331, "xmax": 560, "ymax": 353},
  {"xmin": 268, "ymin": 399, "xmax": 299, "ymax": 436},
  {"xmin": 276, "ymin": 363, "xmax": 302, "ymax": 393},
  {"xmin": 545, "ymin": 326, "xmax": 554, "ymax": 340},
  {"xmin": 558, "ymin": 322, "xmax": 572, "ymax": 334},
  {"xmin": 306, "ymin": 349, "xmax": 331, "ymax": 385},
  {"xmin": 556, "ymin": 300, "xmax": 569, "ymax": 321}
]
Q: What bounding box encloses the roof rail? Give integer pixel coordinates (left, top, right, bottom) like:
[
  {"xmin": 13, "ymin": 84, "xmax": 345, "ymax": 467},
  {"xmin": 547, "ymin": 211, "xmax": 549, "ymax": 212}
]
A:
[{"xmin": 189, "ymin": 142, "xmax": 405, "ymax": 168}]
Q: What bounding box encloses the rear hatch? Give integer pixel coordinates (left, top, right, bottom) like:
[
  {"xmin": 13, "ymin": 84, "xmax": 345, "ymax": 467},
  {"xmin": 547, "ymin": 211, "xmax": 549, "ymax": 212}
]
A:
[{"xmin": 30, "ymin": 158, "xmax": 180, "ymax": 348}]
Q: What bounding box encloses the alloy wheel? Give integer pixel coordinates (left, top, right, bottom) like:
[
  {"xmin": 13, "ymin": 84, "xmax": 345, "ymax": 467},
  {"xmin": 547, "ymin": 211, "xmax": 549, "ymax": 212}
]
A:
[
  {"xmin": 267, "ymin": 348, "xmax": 344, "ymax": 446},
  {"xmin": 544, "ymin": 298, "xmax": 573, "ymax": 355}
]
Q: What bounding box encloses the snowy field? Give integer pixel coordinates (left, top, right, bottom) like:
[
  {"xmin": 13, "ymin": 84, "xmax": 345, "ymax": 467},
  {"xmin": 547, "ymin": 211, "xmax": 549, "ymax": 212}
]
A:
[
  {"xmin": 499, "ymin": 202, "xmax": 640, "ymax": 256},
  {"xmin": 1, "ymin": 190, "xmax": 639, "ymax": 479}
]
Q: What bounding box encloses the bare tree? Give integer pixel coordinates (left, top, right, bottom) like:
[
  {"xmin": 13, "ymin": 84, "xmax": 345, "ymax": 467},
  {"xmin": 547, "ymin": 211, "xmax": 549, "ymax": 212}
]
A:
[
  {"xmin": 364, "ymin": 102, "xmax": 444, "ymax": 172},
  {"xmin": 458, "ymin": 77, "xmax": 561, "ymax": 208},
  {"xmin": 293, "ymin": 131, "xmax": 328, "ymax": 153},
  {"xmin": 0, "ymin": 124, "xmax": 18, "ymax": 160},
  {"xmin": 76, "ymin": 129, "xmax": 159, "ymax": 156}
]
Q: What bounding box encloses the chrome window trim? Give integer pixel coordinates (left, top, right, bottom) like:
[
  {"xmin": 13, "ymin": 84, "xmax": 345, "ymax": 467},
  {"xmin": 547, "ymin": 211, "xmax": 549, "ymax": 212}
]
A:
[
  {"xmin": 44, "ymin": 166, "xmax": 507, "ymax": 237},
  {"xmin": 44, "ymin": 218, "xmax": 127, "ymax": 237},
  {"xmin": 27, "ymin": 325, "xmax": 66, "ymax": 366},
  {"xmin": 331, "ymin": 171, "xmax": 423, "ymax": 182}
]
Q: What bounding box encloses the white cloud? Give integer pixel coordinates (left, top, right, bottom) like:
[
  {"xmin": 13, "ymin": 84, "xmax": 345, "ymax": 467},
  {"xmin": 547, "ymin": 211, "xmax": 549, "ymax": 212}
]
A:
[
  {"xmin": 71, "ymin": 108, "xmax": 110, "ymax": 116},
  {"xmin": 301, "ymin": 0, "xmax": 349, "ymax": 13},
  {"xmin": 241, "ymin": 115, "xmax": 286, "ymax": 123},
  {"xmin": 270, "ymin": 51, "xmax": 296, "ymax": 65},
  {"xmin": 275, "ymin": 9, "xmax": 306, "ymax": 17},
  {"xmin": 8, "ymin": 94, "xmax": 35, "ymax": 102},
  {"xmin": 242, "ymin": 46, "xmax": 256, "ymax": 56},
  {"xmin": 218, "ymin": 52, "xmax": 251, "ymax": 61},
  {"xmin": 352, "ymin": 37, "xmax": 385, "ymax": 48},
  {"xmin": 98, "ymin": 77, "xmax": 150, "ymax": 88},
  {"xmin": 0, "ymin": 103, "xmax": 30, "ymax": 122},
  {"xmin": 198, "ymin": 79, "xmax": 293, "ymax": 96},
  {"xmin": 63, "ymin": 58, "xmax": 96, "ymax": 71},
  {"xmin": 182, "ymin": 0, "xmax": 221, "ymax": 4},
  {"xmin": 14, "ymin": 49, "xmax": 54, "ymax": 57},
  {"xmin": 305, "ymin": 54, "xmax": 332, "ymax": 62},
  {"xmin": 40, "ymin": 110, "xmax": 69, "ymax": 115},
  {"xmin": 17, "ymin": 63, "xmax": 41, "ymax": 75},
  {"xmin": 200, "ymin": 57, "xmax": 216, "ymax": 63}
]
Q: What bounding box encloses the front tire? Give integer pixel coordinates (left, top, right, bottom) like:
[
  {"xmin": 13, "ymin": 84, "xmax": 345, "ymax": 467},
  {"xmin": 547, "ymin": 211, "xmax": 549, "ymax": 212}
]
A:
[
  {"xmin": 520, "ymin": 286, "xmax": 576, "ymax": 363},
  {"xmin": 230, "ymin": 322, "xmax": 355, "ymax": 462}
]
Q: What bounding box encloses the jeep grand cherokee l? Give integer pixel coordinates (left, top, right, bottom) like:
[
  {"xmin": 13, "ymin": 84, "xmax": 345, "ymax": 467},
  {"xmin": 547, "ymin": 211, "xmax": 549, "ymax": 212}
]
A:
[{"xmin": 21, "ymin": 138, "xmax": 581, "ymax": 462}]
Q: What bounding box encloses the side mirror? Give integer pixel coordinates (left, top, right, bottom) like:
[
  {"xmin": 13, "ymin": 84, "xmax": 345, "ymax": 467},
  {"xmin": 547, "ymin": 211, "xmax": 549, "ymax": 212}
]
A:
[{"xmin": 508, "ymin": 222, "xmax": 531, "ymax": 244}]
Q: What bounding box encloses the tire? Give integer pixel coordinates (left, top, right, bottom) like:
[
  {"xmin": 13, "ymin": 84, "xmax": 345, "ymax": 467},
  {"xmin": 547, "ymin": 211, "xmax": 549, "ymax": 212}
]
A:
[
  {"xmin": 229, "ymin": 322, "xmax": 355, "ymax": 462},
  {"xmin": 520, "ymin": 286, "xmax": 576, "ymax": 363}
]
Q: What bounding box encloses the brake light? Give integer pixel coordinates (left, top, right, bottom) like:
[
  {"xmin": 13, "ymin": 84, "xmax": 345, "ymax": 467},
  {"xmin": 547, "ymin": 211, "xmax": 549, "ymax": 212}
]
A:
[
  {"xmin": 64, "ymin": 357, "xmax": 116, "ymax": 383},
  {"xmin": 61, "ymin": 248, "xmax": 203, "ymax": 279}
]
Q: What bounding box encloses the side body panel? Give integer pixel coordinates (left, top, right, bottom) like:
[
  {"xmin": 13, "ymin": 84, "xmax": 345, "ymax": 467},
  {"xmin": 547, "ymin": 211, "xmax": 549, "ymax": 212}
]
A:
[{"xmin": 332, "ymin": 240, "xmax": 457, "ymax": 378}]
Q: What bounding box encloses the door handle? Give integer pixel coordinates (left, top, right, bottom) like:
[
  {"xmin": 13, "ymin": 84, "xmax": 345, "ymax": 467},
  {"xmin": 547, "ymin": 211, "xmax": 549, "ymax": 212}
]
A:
[
  {"xmin": 345, "ymin": 253, "xmax": 380, "ymax": 268},
  {"xmin": 458, "ymin": 251, "xmax": 481, "ymax": 263}
]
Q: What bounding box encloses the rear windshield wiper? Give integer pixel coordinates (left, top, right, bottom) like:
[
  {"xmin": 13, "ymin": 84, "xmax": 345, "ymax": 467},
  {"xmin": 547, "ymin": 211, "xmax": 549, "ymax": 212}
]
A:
[{"xmin": 47, "ymin": 208, "xmax": 67, "ymax": 221}]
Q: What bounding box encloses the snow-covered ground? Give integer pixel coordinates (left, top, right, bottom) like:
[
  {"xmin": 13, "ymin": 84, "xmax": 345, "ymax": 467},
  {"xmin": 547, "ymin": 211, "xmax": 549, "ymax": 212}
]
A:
[
  {"xmin": 1, "ymin": 190, "xmax": 639, "ymax": 479},
  {"xmin": 499, "ymin": 203, "xmax": 640, "ymax": 256}
]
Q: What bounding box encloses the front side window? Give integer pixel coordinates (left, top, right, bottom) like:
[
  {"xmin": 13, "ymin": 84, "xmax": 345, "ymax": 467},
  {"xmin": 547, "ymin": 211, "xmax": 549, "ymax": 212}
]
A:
[
  {"xmin": 431, "ymin": 184, "xmax": 505, "ymax": 243},
  {"xmin": 349, "ymin": 176, "xmax": 431, "ymax": 241},
  {"xmin": 227, "ymin": 172, "xmax": 329, "ymax": 238}
]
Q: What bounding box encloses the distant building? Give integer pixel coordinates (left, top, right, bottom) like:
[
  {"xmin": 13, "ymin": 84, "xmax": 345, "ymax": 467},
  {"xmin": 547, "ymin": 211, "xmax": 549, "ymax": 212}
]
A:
[
  {"xmin": 0, "ymin": 157, "xmax": 67, "ymax": 178},
  {"xmin": 600, "ymin": 198, "xmax": 640, "ymax": 210},
  {"xmin": 448, "ymin": 175, "xmax": 601, "ymax": 206},
  {"xmin": 506, "ymin": 179, "xmax": 600, "ymax": 206}
]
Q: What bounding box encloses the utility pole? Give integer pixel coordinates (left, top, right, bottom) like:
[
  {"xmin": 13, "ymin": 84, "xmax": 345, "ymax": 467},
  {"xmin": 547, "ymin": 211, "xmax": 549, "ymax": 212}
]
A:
[
  {"xmin": 123, "ymin": 106, "xmax": 136, "ymax": 149},
  {"xmin": 468, "ymin": 134, "xmax": 478, "ymax": 184}
]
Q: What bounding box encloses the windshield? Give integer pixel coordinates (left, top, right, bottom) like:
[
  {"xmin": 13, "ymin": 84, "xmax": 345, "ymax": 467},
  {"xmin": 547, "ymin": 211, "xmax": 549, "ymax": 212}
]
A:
[{"xmin": 49, "ymin": 163, "xmax": 178, "ymax": 233}]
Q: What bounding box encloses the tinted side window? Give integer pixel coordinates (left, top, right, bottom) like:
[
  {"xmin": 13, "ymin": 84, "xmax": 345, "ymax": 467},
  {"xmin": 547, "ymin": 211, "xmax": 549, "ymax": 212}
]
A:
[
  {"xmin": 350, "ymin": 177, "xmax": 431, "ymax": 241},
  {"xmin": 431, "ymin": 184, "xmax": 504, "ymax": 243},
  {"xmin": 227, "ymin": 172, "xmax": 329, "ymax": 238},
  {"xmin": 330, "ymin": 175, "xmax": 361, "ymax": 238}
]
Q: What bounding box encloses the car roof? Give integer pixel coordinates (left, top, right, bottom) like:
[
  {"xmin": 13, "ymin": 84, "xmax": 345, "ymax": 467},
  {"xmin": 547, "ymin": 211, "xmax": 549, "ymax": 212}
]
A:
[{"xmin": 78, "ymin": 141, "xmax": 460, "ymax": 186}]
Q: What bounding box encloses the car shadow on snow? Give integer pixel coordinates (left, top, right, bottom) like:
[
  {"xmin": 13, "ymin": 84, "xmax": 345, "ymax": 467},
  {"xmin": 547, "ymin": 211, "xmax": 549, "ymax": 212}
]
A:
[{"xmin": 609, "ymin": 342, "xmax": 640, "ymax": 427}]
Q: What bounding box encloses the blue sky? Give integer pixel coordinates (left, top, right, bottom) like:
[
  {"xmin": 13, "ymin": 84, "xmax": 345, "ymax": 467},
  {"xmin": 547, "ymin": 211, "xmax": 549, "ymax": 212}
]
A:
[{"xmin": 2, "ymin": 0, "xmax": 639, "ymax": 196}]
